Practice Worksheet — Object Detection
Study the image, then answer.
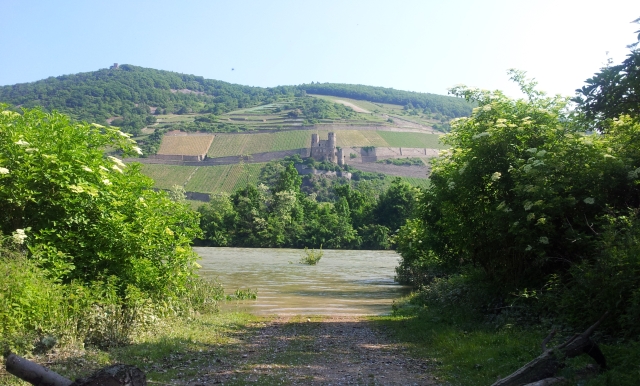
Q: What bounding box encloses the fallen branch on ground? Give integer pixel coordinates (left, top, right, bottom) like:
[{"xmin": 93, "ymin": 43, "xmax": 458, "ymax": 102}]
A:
[
  {"xmin": 4, "ymin": 351, "xmax": 146, "ymax": 386},
  {"xmin": 491, "ymin": 312, "xmax": 608, "ymax": 386}
]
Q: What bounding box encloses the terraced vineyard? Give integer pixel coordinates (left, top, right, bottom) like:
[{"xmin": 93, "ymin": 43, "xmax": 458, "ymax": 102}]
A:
[
  {"xmin": 377, "ymin": 131, "xmax": 445, "ymax": 149},
  {"xmin": 317, "ymin": 129, "xmax": 388, "ymax": 147},
  {"xmin": 183, "ymin": 166, "xmax": 231, "ymax": 193},
  {"xmin": 207, "ymin": 131, "xmax": 310, "ymax": 158},
  {"xmin": 157, "ymin": 134, "xmax": 215, "ymax": 155},
  {"xmin": 205, "ymin": 130, "xmax": 444, "ymax": 158},
  {"xmin": 141, "ymin": 163, "xmax": 266, "ymax": 194},
  {"xmin": 219, "ymin": 163, "xmax": 263, "ymax": 192},
  {"xmin": 140, "ymin": 164, "xmax": 196, "ymax": 189},
  {"xmin": 400, "ymin": 177, "xmax": 431, "ymax": 189},
  {"xmin": 185, "ymin": 163, "xmax": 264, "ymax": 193}
]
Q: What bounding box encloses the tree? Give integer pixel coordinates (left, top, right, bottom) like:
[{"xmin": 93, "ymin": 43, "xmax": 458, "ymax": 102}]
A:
[
  {"xmin": 273, "ymin": 162, "xmax": 302, "ymax": 194},
  {"xmin": 0, "ymin": 106, "xmax": 201, "ymax": 297},
  {"xmin": 574, "ymin": 18, "xmax": 640, "ymax": 128},
  {"xmin": 198, "ymin": 193, "xmax": 236, "ymax": 246},
  {"xmin": 374, "ymin": 177, "xmax": 420, "ymax": 232}
]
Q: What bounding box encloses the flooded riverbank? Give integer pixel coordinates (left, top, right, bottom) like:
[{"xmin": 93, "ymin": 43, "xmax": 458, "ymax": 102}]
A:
[{"xmin": 195, "ymin": 247, "xmax": 410, "ymax": 315}]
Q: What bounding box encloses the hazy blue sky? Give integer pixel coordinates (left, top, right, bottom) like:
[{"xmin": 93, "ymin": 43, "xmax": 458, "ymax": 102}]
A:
[{"xmin": 2, "ymin": 0, "xmax": 638, "ymax": 97}]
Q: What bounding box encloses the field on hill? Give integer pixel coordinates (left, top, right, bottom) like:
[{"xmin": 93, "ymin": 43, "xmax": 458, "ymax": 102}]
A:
[
  {"xmin": 207, "ymin": 131, "xmax": 311, "ymax": 158},
  {"xmin": 203, "ymin": 130, "xmax": 444, "ymax": 158},
  {"xmin": 140, "ymin": 165, "xmax": 197, "ymax": 189},
  {"xmin": 377, "ymin": 131, "xmax": 444, "ymax": 148},
  {"xmin": 150, "ymin": 93, "xmax": 447, "ymax": 135},
  {"xmin": 157, "ymin": 134, "xmax": 214, "ymax": 155},
  {"xmin": 141, "ymin": 163, "xmax": 265, "ymax": 194}
]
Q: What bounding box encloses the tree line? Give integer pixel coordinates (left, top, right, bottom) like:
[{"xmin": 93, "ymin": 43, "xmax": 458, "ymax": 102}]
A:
[
  {"xmin": 298, "ymin": 82, "xmax": 473, "ymax": 118},
  {"xmin": 197, "ymin": 156, "xmax": 420, "ymax": 250}
]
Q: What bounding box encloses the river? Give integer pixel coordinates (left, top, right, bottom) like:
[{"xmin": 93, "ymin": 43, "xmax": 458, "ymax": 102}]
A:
[{"xmin": 195, "ymin": 247, "xmax": 410, "ymax": 316}]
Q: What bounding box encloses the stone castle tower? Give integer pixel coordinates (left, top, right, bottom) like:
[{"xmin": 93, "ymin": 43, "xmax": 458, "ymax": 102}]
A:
[{"xmin": 310, "ymin": 132, "xmax": 345, "ymax": 166}]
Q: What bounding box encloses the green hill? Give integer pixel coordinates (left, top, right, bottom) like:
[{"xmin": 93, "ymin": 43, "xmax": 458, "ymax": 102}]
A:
[
  {"xmin": 0, "ymin": 64, "xmax": 299, "ymax": 134},
  {"xmin": 0, "ymin": 65, "xmax": 471, "ymax": 136}
]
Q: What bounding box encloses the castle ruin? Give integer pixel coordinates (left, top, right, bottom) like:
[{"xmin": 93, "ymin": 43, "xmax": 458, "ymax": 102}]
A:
[{"xmin": 310, "ymin": 132, "xmax": 345, "ymax": 166}]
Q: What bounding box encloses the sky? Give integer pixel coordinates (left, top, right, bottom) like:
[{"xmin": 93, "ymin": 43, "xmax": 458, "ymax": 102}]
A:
[{"xmin": 1, "ymin": 0, "xmax": 639, "ymax": 98}]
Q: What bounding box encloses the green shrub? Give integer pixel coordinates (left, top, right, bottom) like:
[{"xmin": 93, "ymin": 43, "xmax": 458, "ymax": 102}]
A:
[
  {"xmin": 538, "ymin": 210, "xmax": 640, "ymax": 337},
  {"xmin": 0, "ymin": 239, "xmax": 65, "ymax": 353},
  {"xmin": 300, "ymin": 246, "xmax": 323, "ymax": 265},
  {"xmin": 0, "ymin": 105, "xmax": 202, "ymax": 298}
]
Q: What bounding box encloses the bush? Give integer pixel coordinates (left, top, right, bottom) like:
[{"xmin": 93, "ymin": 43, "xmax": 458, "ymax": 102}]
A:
[
  {"xmin": 0, "ymin": 106, "xmax": 202, "ymax": 298},
  {"xmin": 0, "ymin": 106, "xmax": 216, "ymax": 352},
  {"xmin": 537, "ymin": 210, "xmax": 640, "ymax": 337},
  {"xmin": 300, "ymin": 246, "xmax": 323, "ymax": 265}
]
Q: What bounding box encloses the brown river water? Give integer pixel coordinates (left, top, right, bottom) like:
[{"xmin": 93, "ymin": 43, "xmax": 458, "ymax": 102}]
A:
[{"xmin": 195, "ymin": 247, "xmax": 411, "ymax": 316}]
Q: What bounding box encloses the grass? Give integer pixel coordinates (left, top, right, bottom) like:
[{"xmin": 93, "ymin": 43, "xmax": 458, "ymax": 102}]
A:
[
  {"xmin": 0, "ymin": 312, "xmax": 261, "ymax": 386},
  {"xmin": 372, "ymin": 296, "xmax": 640, "ymax": 386},
  {"xmin": 374, "ymin": 311, "xmax": 544, "ymax": 385},
  {"xmin": 401, "ymin": 177, "xmax": 431, "ymax": 189}
]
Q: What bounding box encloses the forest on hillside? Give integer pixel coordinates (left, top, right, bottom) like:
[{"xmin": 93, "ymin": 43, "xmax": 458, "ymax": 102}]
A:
[
  {"xmin": 0, "ymin": 65, "xmax": 301, "ymax": 134},
  {"xmin": 298, "ymin": 82, "xmax": 473, "ymax": 117},
  {"xmin": 0, "ymin": 65, "xmax": 472, "ymax": 135}
]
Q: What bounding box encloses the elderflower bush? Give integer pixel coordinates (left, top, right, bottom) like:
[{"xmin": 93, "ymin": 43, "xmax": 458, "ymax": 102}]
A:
[
  {"xmin": 0, "ymin": 105, "xmax": 201, "ymax": 297},
  {"xmin": 396, "ymin": 70, "xmax": 640, "ymax": 289}
]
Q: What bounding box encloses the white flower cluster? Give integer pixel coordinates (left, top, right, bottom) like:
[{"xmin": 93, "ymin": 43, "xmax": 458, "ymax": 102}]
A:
[{"xmin": 12, "ymin": 229, "xmax": 27, "ymax": 244}]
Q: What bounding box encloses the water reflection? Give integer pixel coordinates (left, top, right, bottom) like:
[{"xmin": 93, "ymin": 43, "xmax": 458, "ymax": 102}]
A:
[{"xmin": 195, "ymin": 247, "xmax": 410, "ymax": 315}]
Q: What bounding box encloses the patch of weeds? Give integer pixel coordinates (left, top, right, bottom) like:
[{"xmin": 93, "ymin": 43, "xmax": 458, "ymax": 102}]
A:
[
  {"xmin": 226, "ymin": 288, "xmax": 258, "ymax": 301},
  {"xmin": 374, "ymin": 300, "xmax": 547, "ymax": 385},
  {"xmin": 299, "ymin": 246, "xmax": 323, "ymax": 265}
]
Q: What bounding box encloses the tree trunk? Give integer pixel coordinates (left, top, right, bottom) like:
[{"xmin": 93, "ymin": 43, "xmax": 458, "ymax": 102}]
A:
[
  {"xmin": 491, "ymin": 312, "xmax": 608, "ymax": 386},
  {"xmin": 5, "ymin": 353, "xmax": 72, "ymax": 386},
  {"xmin": 4, "ymin": 352, "xmax": 146, "ymax": 386}
]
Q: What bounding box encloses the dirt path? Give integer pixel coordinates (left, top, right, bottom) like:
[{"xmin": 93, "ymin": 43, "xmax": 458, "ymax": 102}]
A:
[
  {"xmin": 333, "ymin": 100, "xmax": 371, "ymax": 114},
  {"xmin": 181, "ymin": 315, "xmax": 435, "ymax": 385}
]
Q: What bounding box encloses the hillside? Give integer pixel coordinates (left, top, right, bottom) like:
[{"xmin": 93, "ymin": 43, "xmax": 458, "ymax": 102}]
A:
[
  {"xmin": 0, "ymin": 64, "xmax": 299, "ymax": 135},
  {"xmin": 0, "ymin": 65, "xmax": 472, "ymax": 135},
  {"xmin": 299, "ymin": 82, "xmax": 472, "ymax": 118},
  {"xmin": 0, "ymin": 65, "xmax": 463, "ymax": 198}
]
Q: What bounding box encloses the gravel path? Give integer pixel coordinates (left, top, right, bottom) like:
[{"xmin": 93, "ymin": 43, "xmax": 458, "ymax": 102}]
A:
[{"xmin": 183, "ymin": 316, "xmax": 435, "ymax": 385}]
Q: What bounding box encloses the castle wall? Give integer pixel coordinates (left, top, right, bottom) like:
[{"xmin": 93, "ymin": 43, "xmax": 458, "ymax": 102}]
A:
[{"xmin": 309, "ymin": 132, "xmax": 338, "ymax": 163}]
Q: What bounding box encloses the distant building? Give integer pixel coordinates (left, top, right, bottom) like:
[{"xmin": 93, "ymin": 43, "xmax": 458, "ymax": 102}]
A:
[
  {"xmin": 310, "ymin": 132, "xmax": 345, "ymax": 166},
  {"xmin": 110, "ymin": 63, "xmax": 119, "ymax": 70}
]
